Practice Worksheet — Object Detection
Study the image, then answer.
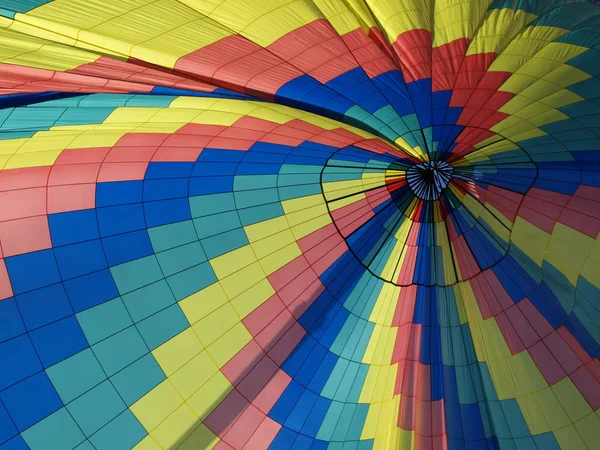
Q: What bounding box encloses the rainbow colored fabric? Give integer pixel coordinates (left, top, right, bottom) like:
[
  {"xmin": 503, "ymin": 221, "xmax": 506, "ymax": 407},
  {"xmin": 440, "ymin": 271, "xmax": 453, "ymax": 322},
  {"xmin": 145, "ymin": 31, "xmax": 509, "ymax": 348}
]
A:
[{"xmin": 1, "ymin": 1, "xmax": 599, "ymax": 450}]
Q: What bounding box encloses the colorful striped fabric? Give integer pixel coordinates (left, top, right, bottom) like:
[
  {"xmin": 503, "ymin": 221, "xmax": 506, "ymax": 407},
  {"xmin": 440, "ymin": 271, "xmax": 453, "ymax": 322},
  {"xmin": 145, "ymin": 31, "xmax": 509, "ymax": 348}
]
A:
[{"xmin": 0, "ymin": 1, "xmax": 599, "ymax": 450}]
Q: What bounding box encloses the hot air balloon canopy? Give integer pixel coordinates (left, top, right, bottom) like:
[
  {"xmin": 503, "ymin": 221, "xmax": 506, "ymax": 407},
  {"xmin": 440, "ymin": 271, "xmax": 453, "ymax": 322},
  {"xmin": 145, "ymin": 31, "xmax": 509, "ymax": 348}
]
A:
[{"xmin": 0, "ymin": 1, "xmax": 599, "ymax": 450}]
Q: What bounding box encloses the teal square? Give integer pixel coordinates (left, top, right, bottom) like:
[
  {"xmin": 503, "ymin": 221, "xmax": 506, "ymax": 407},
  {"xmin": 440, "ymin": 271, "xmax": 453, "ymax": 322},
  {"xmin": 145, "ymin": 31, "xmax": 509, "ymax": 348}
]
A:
[
  {"xmin": 148, "ymin": 220, "xmax": 198, "ymax": 253},
  {"xmin": 21, "ymin": 408, "xmax": 85, "ymax": 450},
  {"xmin": 92, "ymin": 327, "xmax": 148, "ymax": 376},
  {"xmin": 189, "ymin": 193, "xmax": 235, "ymax": 217},
  {"xmin": 89, "ymin": 410, "xmax": 146, "ymax": 450},
  {"xmin": 110, "ymin": 354, "xmax": 165, "ymax": 406},
  {"xmin": 110, "ymin": 256, "xmax": 163, "ymax": 294},
  {"xmin": 46, "ymin": 349, "xmax": 106, "ymax": 404},
  {"xmin": 136, "ymin": 305, "xmax": 189, "ymax": 350},
  {"xmin": 166, "ymin": 262, "xmax": 216, "ymax": 301},
  {"xmin": 156, "ymin": 241, "xmax": 207, "ymax": 277},
  {"xmin": 67, "ymin": 380, "xmax": 126, "ymax": 436},
  {"xmin": 200, "ymin": 228, "xmax": 248, "ymax": 259},
  {"xmin": 122, "ymin": 280, "xmax": 175, "ymax": 322},
  {"xmin": 76, "ymin": 298, "xmax": 132, "ymax": 345},
  {"xmin": 193, "ymin": 211, "xmax": 241, "ymax": 238}
]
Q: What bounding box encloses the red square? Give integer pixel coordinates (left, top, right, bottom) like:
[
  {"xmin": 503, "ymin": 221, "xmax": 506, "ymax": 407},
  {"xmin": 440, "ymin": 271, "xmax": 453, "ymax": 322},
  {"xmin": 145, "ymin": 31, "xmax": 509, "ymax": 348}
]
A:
[{"xmin": 0, "ymin": 215, "xmax": 51, "ymax": 257}]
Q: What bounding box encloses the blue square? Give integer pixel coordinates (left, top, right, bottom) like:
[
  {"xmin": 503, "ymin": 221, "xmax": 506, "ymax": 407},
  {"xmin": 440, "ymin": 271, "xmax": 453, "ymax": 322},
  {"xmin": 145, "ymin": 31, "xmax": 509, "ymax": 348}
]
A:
[
  {"xmin": 63, "ymin": 269, "xmax": 119, "ymax": 313},
  {"xmin": 16, "ymin": 283, "xmax": 73, "ymax": 331},
  {"xmin": 0, "ymin": 298, "xmax": 25, "ymax": 343},
  {"xmin": 29, "ymin": 316, "xmax": 89, "ymax": 368},
  {"xmin": 0, "ymin": 335, "xmax": 42, "ymax": 391},
  {"xmin": 54, "ymin": 240, "xmax": 108, "ymax": 280},
  {"xmin": 143, "ymin": 178, "xmax": 189, "ymax": 201},
  {"xmin": 96, "ymin": 181, "xmax": 143, "ymax": 207},
  {"xmin": 0, "ymin": 435, "xmax": 29, "ymax": 450},
  {"xmin": 102, "ymin": 230, "xmax": 153, "ymax": 266},
  {"xmin": 0, "ymin": 371, "xmax": 62, "ymax": 431},
  {"xmin": 5, "ymin": 250, "xmax": 61, "ymax": 295},
  {"xmin": 48, "ymin": 209, "xmax": 99, "ymax": 247},
  {"xmin": 96, "ymin": 203, "xmax": 146, "ymax": 237},
  {"xmin": 145, "ymin": 161, "xmax": 194, "ymax": 180},
  {"xmin": 143, "ymin": 198, "xmax": 191, "ymax": 228},
  {"xmin": 0, "ymin": 399, "xmax": 18, "ymax": 444}
]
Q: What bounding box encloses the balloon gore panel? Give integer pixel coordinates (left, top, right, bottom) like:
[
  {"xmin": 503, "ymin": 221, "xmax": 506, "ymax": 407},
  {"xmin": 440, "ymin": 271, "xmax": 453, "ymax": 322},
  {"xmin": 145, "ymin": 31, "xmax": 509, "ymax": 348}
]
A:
[{"xmin": 0, "ymin": 1, "xmax": 599, "ymax": 450}]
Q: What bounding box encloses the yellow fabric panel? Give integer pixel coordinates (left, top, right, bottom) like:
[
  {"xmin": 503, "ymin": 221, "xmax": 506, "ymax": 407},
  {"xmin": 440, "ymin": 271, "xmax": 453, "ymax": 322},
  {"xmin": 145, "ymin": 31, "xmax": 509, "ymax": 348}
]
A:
[
  {"xmin": 176, "ymin": 424, "xmax": 219, "ymax": 450},
  {"xmin": 506, "ymin": 217, "xmax": 549, "ymax": 266},
  {"xmin": 186, "ymin": 371, "xmax": 232, "ymax": 419},
  {"xmin": 130, "ymin": 379, "xmax": 184, "ymax": 432},
  {"xmin": 363, "ymin": 396, "xmax": 400, "ymax": 442},
  {"xmin": 467, "ymin": 8, "xmax": 537, "ymax": 56},
  {"xmin": 219, "ymin": 262, "xmax": 267, "ymax": 300},
  {"xmin": 179, "ymin": 283, "xmax": 230, "ymax": 325},
  {"xmin": 0, "ymin": 26, "xmax": 99, "ymax": 70},
  {"xmin": 364, "ymin": 0, "xmax": 432, "ymax": 41},
  {"xmin": 192, "ymin": 110, "xmax": 244, "ymax": 126},
  {"xmin": 554, "ymin": 424, "xmax": 589, "ymax": 450},
  {"xmin": 369, "ymin": 283, "xmax": 400, "ymax": 326},
  {"xmin": 26, "ymin": 0, "xmax": 148, "ymax": 34},
  {"xmin": 4, "ymin": 151, "xmax": 62, "ymax": 169},
  {"xmin": 551, "ymin": 377, "xmax": 593, "ymax": 422},
  {"xmin": 132, "ymin": 436, "xmax": 162, "ymax": 450},
  {"xmin": 515, "ymin": 394, "xmax": 550, "ymax": 435},
  {"xmin": 230, "ymin": 279, "xmax": 275, "ymax": 317},
  {"xmin": 182, "ymin": 0, "xmax": 320, "ymax": 47},
  {"xmin": 150, "ymin": 403, "xmax": 198, "ymax": 449},
  {"xmin": 432, "ymin": 0, "xmax": 491, "ymax": 47},
  {"xmin": 546, "ymin": 223, "xmax": 593, "ymax": 286},
  {"xmin": 582, "ymin": 237, "xmax": 600, "ymax": 288},
  {"xmin": 462, "ymin": 194, "xmax": 510, "ymax": 242},
  {"xmin": 131, "ymin": 18, "xmax": 230, "ymax": 68},
  {"xmin": 192, "ymin": 303, "xmax": 240, "ymax": 347},
  {"xmin": 456, "ymin": 282, "xmax": 550, "ymax": 400},
  {"xmin": 210, "ymin": 246, "xmax": 257, "ymax": 280},
  {"xmin": 484, "ymin": 204, "xmax": 513, "ymax": 230},
  {"xmin": 177, "ymin": 424, "xmax": 219, "ymax": 450},
  {"xmin": 169, "ymin": 351, "xmax": 220, "ymax": 399},
  {"xmin": 339, "ymin": 0, "xmax": 379, "ymax": 30},
  {"xmin": 205, "ymin": 322, "xmax": 252, "ymax": 367},
  {"xmin": 105, "ymin": 108, "xmax": 162, "ymax": 124},
  {"xmin": 259, "ymin": 243, "xmax": 303, "ymax": 276},
  {"xmin": 246, "ymin": 218, "xmax": 296, "ymax": 254},
  {"xmin": 79, "ymin": 0, "xmax": 198, "ymax": 57},
  {"xmin": 250, "ymin": 229, "xmax": 297, "ymax": 260},
  {"xmin": 152, "ymin": 328, "xmax": 204, "ymax": 377},
  {"xmin": 532, "ymin": 386, "xmax": 571, "ymax": 430},
  {"xmin": 488, "ymin": 26, "xmax": 569, "ymax": 73},
  {"xmin": 543, "ymin": 64, "xmax": 591, "ymax": 88},
  {"xmin": 312, "ymin": 0, "xmax": 367, "ymax": 35},
  {"xmin": 362, "ymin": 323, "xmax": 396, "ymax": 365},
  {"xmin": 282, "ymin": 195, "xmax": 330, "ymax": 226},
  {"xmin": 574, "ymin": 413, "xmax": 600, "ymax": 450}
]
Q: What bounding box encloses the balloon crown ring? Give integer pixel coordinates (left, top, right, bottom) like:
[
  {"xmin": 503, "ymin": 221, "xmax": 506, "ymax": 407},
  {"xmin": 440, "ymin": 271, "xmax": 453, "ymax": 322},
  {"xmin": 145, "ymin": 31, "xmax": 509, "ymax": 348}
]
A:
[{"xmin": 406, "ymin": 160, "xmax": 453, "ymax": 201}]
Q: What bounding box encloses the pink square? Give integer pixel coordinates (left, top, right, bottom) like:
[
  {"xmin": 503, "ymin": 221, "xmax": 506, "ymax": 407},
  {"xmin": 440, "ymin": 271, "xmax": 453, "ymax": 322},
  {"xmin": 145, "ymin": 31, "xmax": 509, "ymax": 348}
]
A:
[
  {"xmin": 47, "ymin": 184, "xmax": 96, "ymax": 214},
  {"xmin": 242, "ymin": 417, "xmax": 281, "ymax": 450},
  {"xmin": 0, "ymin": 259, "xmax": 13, "ymax": 300},
  {"xmin": 0, "ymin": 215, "xmax": 51, "ymax": 257}
]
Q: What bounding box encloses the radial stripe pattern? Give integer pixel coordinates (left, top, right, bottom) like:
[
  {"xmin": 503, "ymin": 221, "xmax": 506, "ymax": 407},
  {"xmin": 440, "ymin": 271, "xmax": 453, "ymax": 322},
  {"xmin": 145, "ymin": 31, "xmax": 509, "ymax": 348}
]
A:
[{"xmin": 0, "ymin": 1, "xmax": 599, "ymax": 450}]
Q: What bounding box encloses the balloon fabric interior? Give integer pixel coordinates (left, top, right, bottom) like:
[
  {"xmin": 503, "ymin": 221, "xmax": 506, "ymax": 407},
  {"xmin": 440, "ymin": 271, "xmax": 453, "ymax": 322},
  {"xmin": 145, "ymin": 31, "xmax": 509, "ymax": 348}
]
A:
[{"xmin": 0, "ymin": 1, "xmax": 599, "ymax": 450}]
